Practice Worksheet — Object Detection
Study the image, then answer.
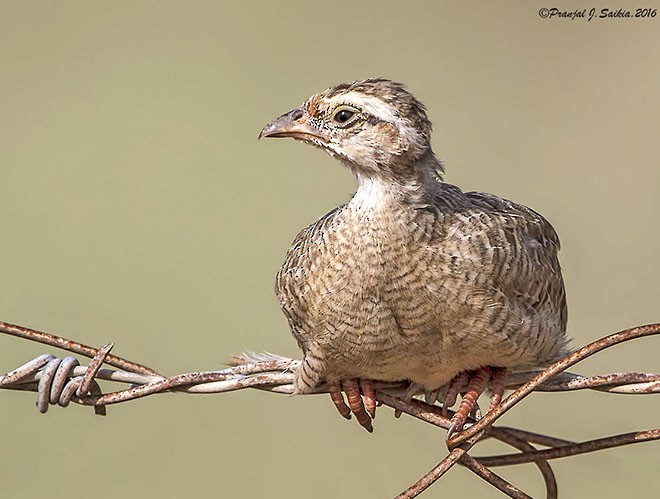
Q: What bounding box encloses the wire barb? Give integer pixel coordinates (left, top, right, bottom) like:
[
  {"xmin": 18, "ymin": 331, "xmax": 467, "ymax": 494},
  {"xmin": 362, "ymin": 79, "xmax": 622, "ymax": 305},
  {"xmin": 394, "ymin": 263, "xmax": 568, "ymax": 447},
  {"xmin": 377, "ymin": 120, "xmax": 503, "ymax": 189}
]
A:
[{"xmin": 2, "ymin": 320, "xmax": 659, "ymax": 498}]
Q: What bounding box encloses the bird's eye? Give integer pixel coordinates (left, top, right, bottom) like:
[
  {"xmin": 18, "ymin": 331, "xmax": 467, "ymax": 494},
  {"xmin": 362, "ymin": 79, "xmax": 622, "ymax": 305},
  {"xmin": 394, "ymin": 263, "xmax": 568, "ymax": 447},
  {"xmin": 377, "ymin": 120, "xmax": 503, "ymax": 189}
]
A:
[
  {"xmin": 334, "ymin": 109, "xmax": 354, "ymax": 123},
  {"xmin": 332, "ymin": 106, "xmax": 359, "ymax": 127}
]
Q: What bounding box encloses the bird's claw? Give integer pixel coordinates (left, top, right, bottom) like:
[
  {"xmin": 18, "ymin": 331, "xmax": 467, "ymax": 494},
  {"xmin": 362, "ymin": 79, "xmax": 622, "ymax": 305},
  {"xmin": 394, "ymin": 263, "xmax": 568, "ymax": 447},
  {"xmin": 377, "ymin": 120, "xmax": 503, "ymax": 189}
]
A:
[
  {"xmin": 328, "ymin": 379, "xmax": 376, "ymax": 432},
  {"xmin": 443, "ymin": 366, "xmax": 507, "ymax": 441}
]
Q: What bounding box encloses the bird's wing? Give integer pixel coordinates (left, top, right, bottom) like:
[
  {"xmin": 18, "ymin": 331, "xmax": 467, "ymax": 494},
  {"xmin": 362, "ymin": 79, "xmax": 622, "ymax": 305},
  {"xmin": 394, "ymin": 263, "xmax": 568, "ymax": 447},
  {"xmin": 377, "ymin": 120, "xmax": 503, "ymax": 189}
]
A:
[{"xmin": 457, "ymin": 190, "xmax": 567, "ymax": 325}]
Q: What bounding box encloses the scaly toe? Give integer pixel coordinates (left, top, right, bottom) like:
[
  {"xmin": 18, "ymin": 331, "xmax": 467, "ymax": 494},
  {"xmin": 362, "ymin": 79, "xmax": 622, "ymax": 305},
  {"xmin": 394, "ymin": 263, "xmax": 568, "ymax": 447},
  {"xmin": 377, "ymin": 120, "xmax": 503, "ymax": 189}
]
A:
[
  {"xmin": 446, "ymin": 367, "xmax": 491, "ymax": 440},
  {"xmin": 442, "ymin": 371, "xmax": 468, "ymax": 417},
  {"xmin": 489, "ymin": 367, "xmax": 507, "ymax": 411},
  {"xmin": 329, "ymin": 382, "xmax": 352, "ymax": 420},
  {"xmin": 360, "ymin": 379, "xmax": 376, "ymax": 419},
  {"xmin": 343, "ymin": 379, "xmax": 373, "ymax": 432}
]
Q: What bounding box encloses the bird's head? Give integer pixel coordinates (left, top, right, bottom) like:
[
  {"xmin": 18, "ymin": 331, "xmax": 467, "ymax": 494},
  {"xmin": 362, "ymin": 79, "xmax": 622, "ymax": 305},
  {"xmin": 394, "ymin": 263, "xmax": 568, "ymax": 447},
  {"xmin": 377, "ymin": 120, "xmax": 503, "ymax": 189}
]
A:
[{"xmin": 259, "ymin": 78, "xmax": 442, "ymax": 183}]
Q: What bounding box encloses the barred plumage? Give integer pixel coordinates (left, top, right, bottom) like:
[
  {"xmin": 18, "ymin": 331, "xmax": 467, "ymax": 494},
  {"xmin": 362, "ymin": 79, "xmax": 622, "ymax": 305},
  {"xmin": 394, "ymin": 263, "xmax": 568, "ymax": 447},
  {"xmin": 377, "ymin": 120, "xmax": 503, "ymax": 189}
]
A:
[{"xmin": 261, "ymin": 78, "xmax": 569, "ymax": 430}]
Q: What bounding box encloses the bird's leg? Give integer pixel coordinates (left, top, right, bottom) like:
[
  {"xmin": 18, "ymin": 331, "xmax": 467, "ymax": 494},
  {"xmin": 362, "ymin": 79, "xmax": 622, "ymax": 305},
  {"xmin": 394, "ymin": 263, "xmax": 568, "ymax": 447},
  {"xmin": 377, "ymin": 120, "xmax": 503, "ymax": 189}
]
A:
[
  {"xmin": 446, "ymin": 367, "xmax": 491, "ymax": 440},
  {"xmin": 328, "ymin": 378, "xmax": 375, "ymax": 432}
]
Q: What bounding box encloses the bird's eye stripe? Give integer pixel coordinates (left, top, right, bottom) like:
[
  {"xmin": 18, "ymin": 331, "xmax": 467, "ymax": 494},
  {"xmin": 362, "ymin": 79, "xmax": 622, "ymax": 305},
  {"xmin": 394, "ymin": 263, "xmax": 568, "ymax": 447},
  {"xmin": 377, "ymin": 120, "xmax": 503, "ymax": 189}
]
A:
[{"xmin": 365, "ymin": 114, "xmax": 380, "ymax": 125}]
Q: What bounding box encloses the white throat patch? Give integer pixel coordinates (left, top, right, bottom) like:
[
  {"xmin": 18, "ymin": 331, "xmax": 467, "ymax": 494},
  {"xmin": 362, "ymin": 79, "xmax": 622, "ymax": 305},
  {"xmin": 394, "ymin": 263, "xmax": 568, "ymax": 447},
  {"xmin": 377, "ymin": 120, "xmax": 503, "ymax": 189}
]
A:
[{"xmin": 351, "ymin": 175, "xmax": 400, "ymax": 211}]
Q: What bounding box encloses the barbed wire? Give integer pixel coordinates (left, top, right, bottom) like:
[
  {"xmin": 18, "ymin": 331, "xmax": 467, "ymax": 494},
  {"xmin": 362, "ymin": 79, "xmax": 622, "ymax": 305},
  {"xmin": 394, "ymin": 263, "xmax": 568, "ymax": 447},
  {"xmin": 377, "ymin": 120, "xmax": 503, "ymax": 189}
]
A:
[{"xmin": 1, "ymin": 320, "xmax": 658, "ymax": 498}]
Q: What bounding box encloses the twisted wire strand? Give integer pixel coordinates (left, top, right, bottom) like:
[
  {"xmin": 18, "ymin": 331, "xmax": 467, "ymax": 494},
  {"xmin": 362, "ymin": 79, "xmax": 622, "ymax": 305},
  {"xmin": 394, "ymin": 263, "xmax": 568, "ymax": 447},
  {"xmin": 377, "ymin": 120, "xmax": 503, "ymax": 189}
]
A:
[{"xmin": 1, "ymin": 321, "xmax": 659, "ymax": 499}]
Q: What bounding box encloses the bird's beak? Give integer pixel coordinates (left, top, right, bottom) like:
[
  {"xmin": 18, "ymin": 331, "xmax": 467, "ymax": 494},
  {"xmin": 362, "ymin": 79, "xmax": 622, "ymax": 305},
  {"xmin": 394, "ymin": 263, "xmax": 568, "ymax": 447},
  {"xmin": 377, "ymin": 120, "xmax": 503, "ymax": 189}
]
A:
[{"xmin": 258, "ymin": 107, "xmax": 326, "ymax": 142}]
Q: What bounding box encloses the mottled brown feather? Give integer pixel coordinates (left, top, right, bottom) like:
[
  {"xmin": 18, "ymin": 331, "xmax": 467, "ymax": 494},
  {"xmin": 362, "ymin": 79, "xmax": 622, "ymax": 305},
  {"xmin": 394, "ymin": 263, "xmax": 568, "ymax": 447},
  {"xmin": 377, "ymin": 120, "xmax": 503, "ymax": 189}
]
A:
[{"xmin": 267, "ymin": 79, "xmax": 569, "ymax": 394}]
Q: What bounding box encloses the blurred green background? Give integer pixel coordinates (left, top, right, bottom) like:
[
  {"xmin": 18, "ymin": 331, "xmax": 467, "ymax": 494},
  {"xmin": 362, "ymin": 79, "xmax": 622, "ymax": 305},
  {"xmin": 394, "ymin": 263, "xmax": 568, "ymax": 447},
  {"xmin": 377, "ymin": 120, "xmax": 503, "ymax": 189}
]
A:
[{"xmin": 1, "ymin": 1, "xmax": 658, "ymax": 498}]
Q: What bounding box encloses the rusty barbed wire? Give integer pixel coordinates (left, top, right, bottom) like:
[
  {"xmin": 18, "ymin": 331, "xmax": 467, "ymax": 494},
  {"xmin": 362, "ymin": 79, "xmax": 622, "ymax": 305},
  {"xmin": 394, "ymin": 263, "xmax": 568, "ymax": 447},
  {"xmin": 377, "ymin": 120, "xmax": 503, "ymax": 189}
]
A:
[{"xmin": 1, "ymin": 320, "xmax": 659, "ymax": 498}]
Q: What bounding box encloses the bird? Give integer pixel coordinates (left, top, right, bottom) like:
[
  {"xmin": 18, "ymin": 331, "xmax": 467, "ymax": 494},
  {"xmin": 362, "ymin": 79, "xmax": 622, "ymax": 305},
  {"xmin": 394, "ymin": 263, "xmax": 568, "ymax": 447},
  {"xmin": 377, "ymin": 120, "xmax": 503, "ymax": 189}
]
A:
[{"xmin": 259, "ymin": 78, "xmax": 569, "ymax": 436}]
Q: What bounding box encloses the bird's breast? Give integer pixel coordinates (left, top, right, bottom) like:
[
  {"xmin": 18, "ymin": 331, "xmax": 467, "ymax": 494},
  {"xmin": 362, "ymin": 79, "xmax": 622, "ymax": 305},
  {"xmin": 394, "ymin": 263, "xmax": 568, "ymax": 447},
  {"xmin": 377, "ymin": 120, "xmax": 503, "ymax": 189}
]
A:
[{"xmin": 276, "ymin": 203, "xmax": 445, "ymax": 355}]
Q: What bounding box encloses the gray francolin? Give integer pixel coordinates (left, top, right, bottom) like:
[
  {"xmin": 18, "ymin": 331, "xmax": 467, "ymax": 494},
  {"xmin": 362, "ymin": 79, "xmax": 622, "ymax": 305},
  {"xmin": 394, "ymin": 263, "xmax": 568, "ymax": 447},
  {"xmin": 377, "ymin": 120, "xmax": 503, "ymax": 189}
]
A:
[{"xmin": 260, "ymin": 79, "xmax": 569, "ymax": 436}]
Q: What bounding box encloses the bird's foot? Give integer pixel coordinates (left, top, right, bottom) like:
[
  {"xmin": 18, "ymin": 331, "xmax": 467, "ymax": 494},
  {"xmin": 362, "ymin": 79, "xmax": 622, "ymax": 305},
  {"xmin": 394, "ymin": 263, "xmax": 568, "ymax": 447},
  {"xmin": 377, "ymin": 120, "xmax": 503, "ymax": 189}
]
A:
[
  {"xmin": 328, "ymin": 379, "xmax": 376, "ymax": 433},
  {"xmin": 393, "ymin": 382, "xmax": 424, "ymax": 418},
  {"xmin": 444, "ymin": 366, "xmax": 507, "ymax": 440}
]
